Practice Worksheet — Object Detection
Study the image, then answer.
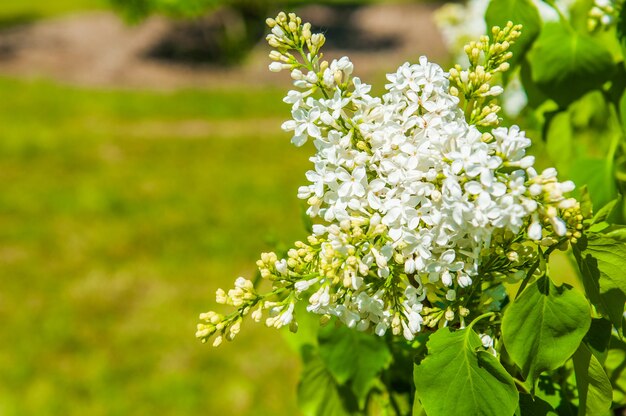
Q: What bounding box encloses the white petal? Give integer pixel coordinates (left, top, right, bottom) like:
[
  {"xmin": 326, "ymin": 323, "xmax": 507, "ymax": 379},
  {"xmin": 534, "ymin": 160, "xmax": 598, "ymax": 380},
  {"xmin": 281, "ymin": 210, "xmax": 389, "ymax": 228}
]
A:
[{"xmin": 528, "ymin": 221, "xmax": 542, "ymax": 240}]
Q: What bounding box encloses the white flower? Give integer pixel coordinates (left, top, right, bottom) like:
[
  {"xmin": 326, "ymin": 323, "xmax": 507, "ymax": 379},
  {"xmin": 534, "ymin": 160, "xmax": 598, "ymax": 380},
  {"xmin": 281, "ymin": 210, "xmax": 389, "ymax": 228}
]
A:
[
  {"xmin": 275, "ymin": 259, "xmax": 288, "ymax": 275},
  {"xmin": 282, "ymin": 105, "xmax": 322, "ymax": 146},
  {"xmin": 480, "ymin": 334, "xmax": 494, "ymax": 349},
  {"xmin": 457, "ymin": 273, "xmax": 473, "ymax": 288},
  {"xmin": 336, "ymin": 166, "xmax": 367, "ymax": 198},
  {"xmin": 528, "ymin": 220, "xmax": 543, "ymax": 240},
  {"xmin": 295, "ymin": 277, "xmax": 319, "ymax": 292}
]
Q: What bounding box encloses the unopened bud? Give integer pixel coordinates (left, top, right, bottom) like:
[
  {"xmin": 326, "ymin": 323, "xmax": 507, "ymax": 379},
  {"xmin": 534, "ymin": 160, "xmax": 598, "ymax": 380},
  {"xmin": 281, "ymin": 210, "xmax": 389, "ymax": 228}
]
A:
[{"xmin": 445, "ymin": 309, "xmax": 455, "ymax": 321}]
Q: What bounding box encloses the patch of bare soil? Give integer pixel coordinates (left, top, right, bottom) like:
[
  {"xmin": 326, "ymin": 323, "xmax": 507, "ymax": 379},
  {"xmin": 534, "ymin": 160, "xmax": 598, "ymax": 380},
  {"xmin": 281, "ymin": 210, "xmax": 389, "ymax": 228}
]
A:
[{"xmin": 0, "ymin": 4, "xmax": 447, "ymax": 90}]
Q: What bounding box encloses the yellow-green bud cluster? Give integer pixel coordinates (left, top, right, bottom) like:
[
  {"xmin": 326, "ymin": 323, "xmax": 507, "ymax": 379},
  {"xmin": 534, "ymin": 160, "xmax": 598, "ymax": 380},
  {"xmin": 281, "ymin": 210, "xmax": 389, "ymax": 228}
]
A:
[
  {"xmin": 256, "ymin": 251, "xmax": 280, "ymax": 279},
  {"xmin": 421, "ymin": 306, "xmax": 446, "ymax": 328},
  {"xmin": 196, "ymin": 311, "xmax": 242, "ymax": 347},
  {"xmin": 449, "ymin": 21, "xmax": 522, "ymax": 126},
  {"xmin": 488, "ymin": 23, "xmax": 521, "ymax": 71},
  {"xmin": 588, "ymin": 0, "xmax": 622, "ymax": 31},
  {"xmin": 483, "ymin": 229, "xmax": 538, "ymax": 284},
  {"xmin": 562, "ymin": 203, "xmax": 585, "ymax": 245},
  {"xmin": 266, "ymin": 12, "xmax": 326, "ymax": 73}
]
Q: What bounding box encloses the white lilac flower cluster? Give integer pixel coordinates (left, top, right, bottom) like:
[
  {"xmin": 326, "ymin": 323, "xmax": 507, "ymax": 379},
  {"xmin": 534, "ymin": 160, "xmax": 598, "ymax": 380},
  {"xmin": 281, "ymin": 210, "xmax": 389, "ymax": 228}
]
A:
[{"xmin": 196, "ymin": 13, "xmax": 584, "ymax": 347}]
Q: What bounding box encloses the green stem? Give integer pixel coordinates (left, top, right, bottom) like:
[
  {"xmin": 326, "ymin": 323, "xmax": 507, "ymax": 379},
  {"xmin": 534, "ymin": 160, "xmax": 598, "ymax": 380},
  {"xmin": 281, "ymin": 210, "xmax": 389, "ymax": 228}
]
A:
[
  {"xmin": 606, "ymin": 103, "xmax": 622, "ymax": 185},
  {"xmin": 513, "ymin": 378, "xmax": 530, "ymax": 394},
  {"xmin": 464, "ymin": 97, "xmax": 475, "ymax": 122},
  {"xmin": 467, "ymin": 312, "xmax": 496, "ymax": 330},
  {"xmin": 384, "ymin": 376, "xmax": 404, "ymax": 416},
  {"xmin": 514, "ymin": 256, "xmax": 541, "ymax": 300}
]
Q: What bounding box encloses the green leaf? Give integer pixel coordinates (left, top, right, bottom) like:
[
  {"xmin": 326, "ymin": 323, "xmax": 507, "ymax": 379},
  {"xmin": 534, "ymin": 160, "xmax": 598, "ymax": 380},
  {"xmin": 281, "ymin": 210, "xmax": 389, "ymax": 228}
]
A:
[
  {"xmin": 584, "ymin": 318, "xmax": 613, "ymax": 363},
  {"xmin": 607, "ymin": 62, "xmax": 626, "ymax": 107},
  {"xmin": 569, "ymin": 158, "xmax": 617, "ymax": 212},
  {"xmin": 572, "ymin": 343, "xmax": 613, "ymax": 416},
  {"xmin": 605, "ymin": 226, "xmax": 626, "ymax": 241},
  {"xmin": 485, "ymin": 0, "xmax": 542, "ymax": 68},
  {"xmin": 579, "ymin": 186, "xmax": 593, "ymax": 219},
  {"xmin": 569, "ymin": 0, "xmax": 595, "ymax": 32},
  {"xmin": 515, "ymin": 393, "xmax": 558, "ymax": 415},
  {"xmin": 520, "ymin": 58, "xmax": 548, "ymax": 108},
  {"xmin": 502, "ymin": 276, "xmax": 591, "ymax": 388},
  {"xmin": 298, "ymin": 346, "xmax": 357, "ymax": 416},
  {"xmin": 366, "ymin": 383, "xmax": 413, "ymax": 416},
  {"xmin": 413, "ymin": 327, "xmax": 518, "ymax": 416},
  {"xmin": 318, "ymin": 323, "xmax": 392, "ymax": 408},
  {"xmin": 527, "ymin": 23, "xmax": 615, "ymax": 107},
  {"xmin": 573, "ymin": 233, "xmax": 626, "ymax": 333},
  {"xmin": 282, "ymin": 301, "xmax": 319, "ymax": 353},
  {"xmin": 534, "ymin": 375, "xmax": 578, "ymax": 415},
  {"xmin": 621, "ymin": 86, "xmax": 626, "ymax": 135},
  {"xmin": 618, "ymin": 4, "xmax": 626, "ymax": 58},
  {"xmin": 412, "ymin": 393, "xmax": 427, "ymax": 416},
  {"xmin": 592, "ymin": 198, "xmax": 620, "ymax": 225},
  {"xmin": 545, "ymin": 110, "xmax": 573, "ymax": 176},
  {"xmin": 606, "ymin": 335, "xmax": 626, "ymax": 405},
  {"xmin": 609, "ymin": 200, "xmax": 626, "ymax": 228}
]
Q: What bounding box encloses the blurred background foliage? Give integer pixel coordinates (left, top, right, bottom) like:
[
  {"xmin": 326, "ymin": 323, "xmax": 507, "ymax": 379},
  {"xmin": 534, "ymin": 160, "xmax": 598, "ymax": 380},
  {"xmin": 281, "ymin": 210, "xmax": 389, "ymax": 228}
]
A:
[
  {"xmin": 0, "ymin": 0, "xmax": 316, "ymax": 412},
  {"xmin": 0, "ymin": 77, "xmax": 310, "ymax": 414},
  {"xmin": 0, "ymin": 0, "xmax": 106, "ymax": 27},
  {"xmin": 107, "ymin": 0, "xmax": 413, "ymax": 64}
]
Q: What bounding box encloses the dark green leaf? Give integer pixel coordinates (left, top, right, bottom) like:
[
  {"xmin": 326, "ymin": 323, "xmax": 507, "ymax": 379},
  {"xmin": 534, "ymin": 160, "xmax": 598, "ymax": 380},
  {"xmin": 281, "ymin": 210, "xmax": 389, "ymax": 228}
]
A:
[
  {"xmin": 413, "ymin": 327, "xmax": 518, "ymax": 416},
  {"xmin": 535, "ymin": 375, "xmax": 578, "ymax": 415},
  {"xmin": 606, "ymin": 335, "xmax": 626, "ymax": 406},
  {"xmin": 607, "ymin": 196, "xmax": 626, "ymax": 227},
  {"xmin": 502, "ymin": 276, "xmax": 591, "ymax": 389},
  {"xmin": 572, "ymin": 343, "xmax": 612, "ymax": 416},
  {"xmin": 554, "ymin": 400, "xmax": 579, "ymax": 416},
  {"xmin": 584, "ymin": 318, "xmax": 613, "ymax": 363},
  {"xmin": 520, "ymin": 58, "xmax": 548, "ymax": 108},
  {"xmin": 621, "ymin": 86, "xmax": 626, "ymax": 136},
  {"xmin": 366, "ymin": 383, "xmax": 413, "ymax": 416},
  {"xmin": 527, "ymin": 23, "xmax": 615, "ymax": 106},
  {"xmin": 579, "ymin": 186, "xmax": 593, "ymax": 219},
  {"xmin": 515, "ymin": 393, "xmax": 558, "ymax": 415},
  {"xmin": 607, "ymin": 62, "xmax": 626, "ymax": 107},
  {"xmin": 592, "ymin": 198, "xmax": 620, "ymax": 225},
  {"xmin": 618, "ymin": 3, "xmax": 626, "ymax": 57},
  {"xmin": 605, "ymin": 226, "xmax": 626, "ymax": 242},
  {"xmin": 298, "ymin": 346, "xmax": 357, "ymax": 416},
  {"xmin": 318, "ymin": 324, "xmax": 392, "ymax": 408},
  {"xmin": 485, "ymin": 0, "xmax": 542, "ymax": 68},
  {"xmin": 573, "ymin": 233, "xmax": 626, "ymax": 333}
]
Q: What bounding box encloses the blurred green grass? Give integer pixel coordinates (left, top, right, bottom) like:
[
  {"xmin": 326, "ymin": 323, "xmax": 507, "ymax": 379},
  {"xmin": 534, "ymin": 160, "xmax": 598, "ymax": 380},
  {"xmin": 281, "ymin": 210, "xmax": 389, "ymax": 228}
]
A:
[
  {"xmin": 0, "ymin": 0, "xmax": 107, "ymax": 27},
  {"xmin": 0, "ymin": 0, "xmax": 105, "ymax": 16},
  {"xmin": 0, "ymin": 77, "xmax": 311, "ymax": 415}
]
